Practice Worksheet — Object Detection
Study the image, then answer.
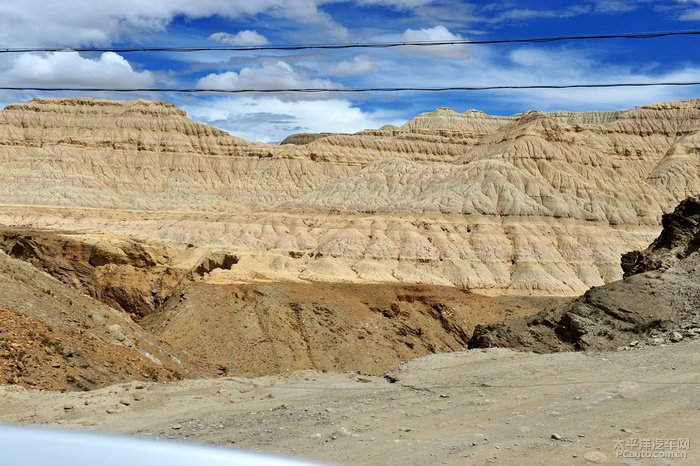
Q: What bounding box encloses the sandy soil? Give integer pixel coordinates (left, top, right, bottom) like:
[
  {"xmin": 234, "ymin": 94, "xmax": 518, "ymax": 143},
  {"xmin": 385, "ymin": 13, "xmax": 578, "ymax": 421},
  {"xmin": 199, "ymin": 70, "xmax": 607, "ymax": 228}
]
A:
[{"xmin": 1, "ymin": 340, "xmax": 697, "ymax": 465}]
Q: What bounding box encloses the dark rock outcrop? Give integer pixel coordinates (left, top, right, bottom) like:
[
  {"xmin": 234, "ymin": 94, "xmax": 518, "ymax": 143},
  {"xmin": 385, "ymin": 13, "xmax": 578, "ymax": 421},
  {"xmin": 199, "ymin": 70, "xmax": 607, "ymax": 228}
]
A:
[{"xmin": 621, "ymin": 195, "xmax": 700, "ymax": 276}]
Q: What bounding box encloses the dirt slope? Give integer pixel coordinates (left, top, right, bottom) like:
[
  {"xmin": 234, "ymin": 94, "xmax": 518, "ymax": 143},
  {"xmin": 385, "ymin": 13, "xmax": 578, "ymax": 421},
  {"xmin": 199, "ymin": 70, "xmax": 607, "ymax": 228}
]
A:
[
  {"xmin": 0, "ymin": 248, "xmax": 213, "ymax": 391},
  {"xmin": 143, "ymin": 280, "xmax": 564, "ymax": 376}
]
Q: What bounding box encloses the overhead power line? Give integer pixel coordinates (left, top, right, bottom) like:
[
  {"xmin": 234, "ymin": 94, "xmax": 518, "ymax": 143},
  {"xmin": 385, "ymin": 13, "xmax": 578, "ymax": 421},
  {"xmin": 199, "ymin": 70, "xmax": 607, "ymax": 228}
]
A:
[
  {"xmin": 1, "ymin": 30, "xmax": 699, "ymax": 54},
  {"xmin": 1, "ymin": 82, "xmax": 700, "ymax": 94}
]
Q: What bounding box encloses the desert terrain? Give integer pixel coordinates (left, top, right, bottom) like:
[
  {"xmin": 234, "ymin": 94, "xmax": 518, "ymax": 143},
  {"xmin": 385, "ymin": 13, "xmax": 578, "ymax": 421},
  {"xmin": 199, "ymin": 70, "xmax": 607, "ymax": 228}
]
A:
[{"xmin": 1, "ymin": 96, "xmax": 699, "ymax": 465}]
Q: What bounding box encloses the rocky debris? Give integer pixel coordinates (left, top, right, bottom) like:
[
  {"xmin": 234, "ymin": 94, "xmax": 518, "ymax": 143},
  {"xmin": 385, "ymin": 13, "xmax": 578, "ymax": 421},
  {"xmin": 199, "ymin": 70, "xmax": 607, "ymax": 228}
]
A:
[
  {"xmin": 470, "ymin": 195, "xmax": 700, "ymax": 352},
  {"xmin": 107, "ymin": 325, "xmax": 130, "ymax": 345},
  {"xmin": 583, "ymin": 452, "xmax": 609, "ymax": 463},
  {"xmin": 0, "ymin": 303, "xmax": 190, "ymax": 391}
]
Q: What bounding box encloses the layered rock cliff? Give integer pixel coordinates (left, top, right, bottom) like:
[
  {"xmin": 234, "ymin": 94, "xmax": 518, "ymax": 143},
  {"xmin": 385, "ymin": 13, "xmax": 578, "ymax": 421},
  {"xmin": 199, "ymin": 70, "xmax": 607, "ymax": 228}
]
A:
[{"xmin": 0, "ymin": 97, "xmax": 698, "ymax": 294}]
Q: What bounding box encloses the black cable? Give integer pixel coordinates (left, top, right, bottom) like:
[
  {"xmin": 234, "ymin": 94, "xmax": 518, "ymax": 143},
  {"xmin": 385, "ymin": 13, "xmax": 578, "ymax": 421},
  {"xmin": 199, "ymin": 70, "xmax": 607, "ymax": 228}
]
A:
[
  {"xmin": 1, "ymin": 30, "xmax": 699, "ymax": 54},
  {"xmin": 1, "ymin": 82, "xmax": 700, "ymax": 94}
]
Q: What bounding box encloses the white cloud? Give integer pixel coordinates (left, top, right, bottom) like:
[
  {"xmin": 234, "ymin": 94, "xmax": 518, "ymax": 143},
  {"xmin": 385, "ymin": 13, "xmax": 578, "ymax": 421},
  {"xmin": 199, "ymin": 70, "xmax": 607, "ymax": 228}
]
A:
[
  {"xmin": 197, "ymin": 61, "xmax": 339, "ymax": 92},
  {"xmin": 327, "ymin": 55, "xmax": 376, "ymax": 76},
  {"xmin": 593, "ymin": 0, "xmax": 639, "ymax": 13},
  {"xmin": 3, "ymin": 52, "xmax": 154, "ymax": 87},
  {"xmin": 482, "ymin": 1, "xmax": 700, "ymax": 22},
  {"xmin": 0, "ymin": 0, "xmax": 346, "ymax": 47},
  {"xmin": 184, "ymin": 97, "xmax": 404, "ymax": 143},
  {"xmin": 350, "ymin": 42, "xmax": 700, "ymax": 113},
  {"xmin": 503, "ymin": 67, "xmax": 700, "ymax": 111},
  {"xmin": 508, "ymin": 48, "xmax": 596, "ymax": 80},
  {"xmin": 647, "ymin": 0, "xmax": 700, "ymax": 21},
  {"xmin": 353, "ymin": 0, "xmax": 438, "ymax": 8},
  {"xmin": 487, "ymin": 5, "xmax": 591, "ymax": 22},
  {"xmin": 679, "ymin": 8, "xmax": 700, "ymax": 19},
  {"xmin": 491, "ymin": 9, "xmax": 560, "ymax": 21},
  {"xmin": 400, "ymin": 25, "xmax": 470, "ymax": 59},
  {"xmin": 209, "ymin": 30, "xmax": 269, "ymax": 46}
]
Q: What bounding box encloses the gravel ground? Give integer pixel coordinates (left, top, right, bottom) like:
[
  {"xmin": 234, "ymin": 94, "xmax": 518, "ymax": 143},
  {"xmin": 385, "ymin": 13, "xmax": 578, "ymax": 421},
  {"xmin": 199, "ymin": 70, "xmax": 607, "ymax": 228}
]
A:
[{"xmin": 1, "ymin": 340, "xmax": 698, "ymax": 465}]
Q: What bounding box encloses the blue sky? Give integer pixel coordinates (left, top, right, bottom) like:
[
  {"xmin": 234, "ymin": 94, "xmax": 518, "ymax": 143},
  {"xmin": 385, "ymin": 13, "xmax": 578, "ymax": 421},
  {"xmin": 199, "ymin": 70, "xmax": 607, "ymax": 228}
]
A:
[{"xmin": 0, "ymin": 0, "xmax": 699, "ymax": 142}]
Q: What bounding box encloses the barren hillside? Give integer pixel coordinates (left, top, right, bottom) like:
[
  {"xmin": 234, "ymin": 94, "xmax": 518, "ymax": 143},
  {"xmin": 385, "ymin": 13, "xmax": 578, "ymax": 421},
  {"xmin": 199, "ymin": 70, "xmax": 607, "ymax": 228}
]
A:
[{"xmin": 1, "ymin": 96, "xmax": 699, "ymax": 465}]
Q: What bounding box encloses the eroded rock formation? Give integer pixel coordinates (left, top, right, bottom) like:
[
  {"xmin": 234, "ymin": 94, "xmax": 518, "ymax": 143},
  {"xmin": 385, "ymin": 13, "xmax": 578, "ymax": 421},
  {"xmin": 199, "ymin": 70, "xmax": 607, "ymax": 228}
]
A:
[{"xmin": 0, "ymin": 97, "xmax": 698, "ymax": 295}]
